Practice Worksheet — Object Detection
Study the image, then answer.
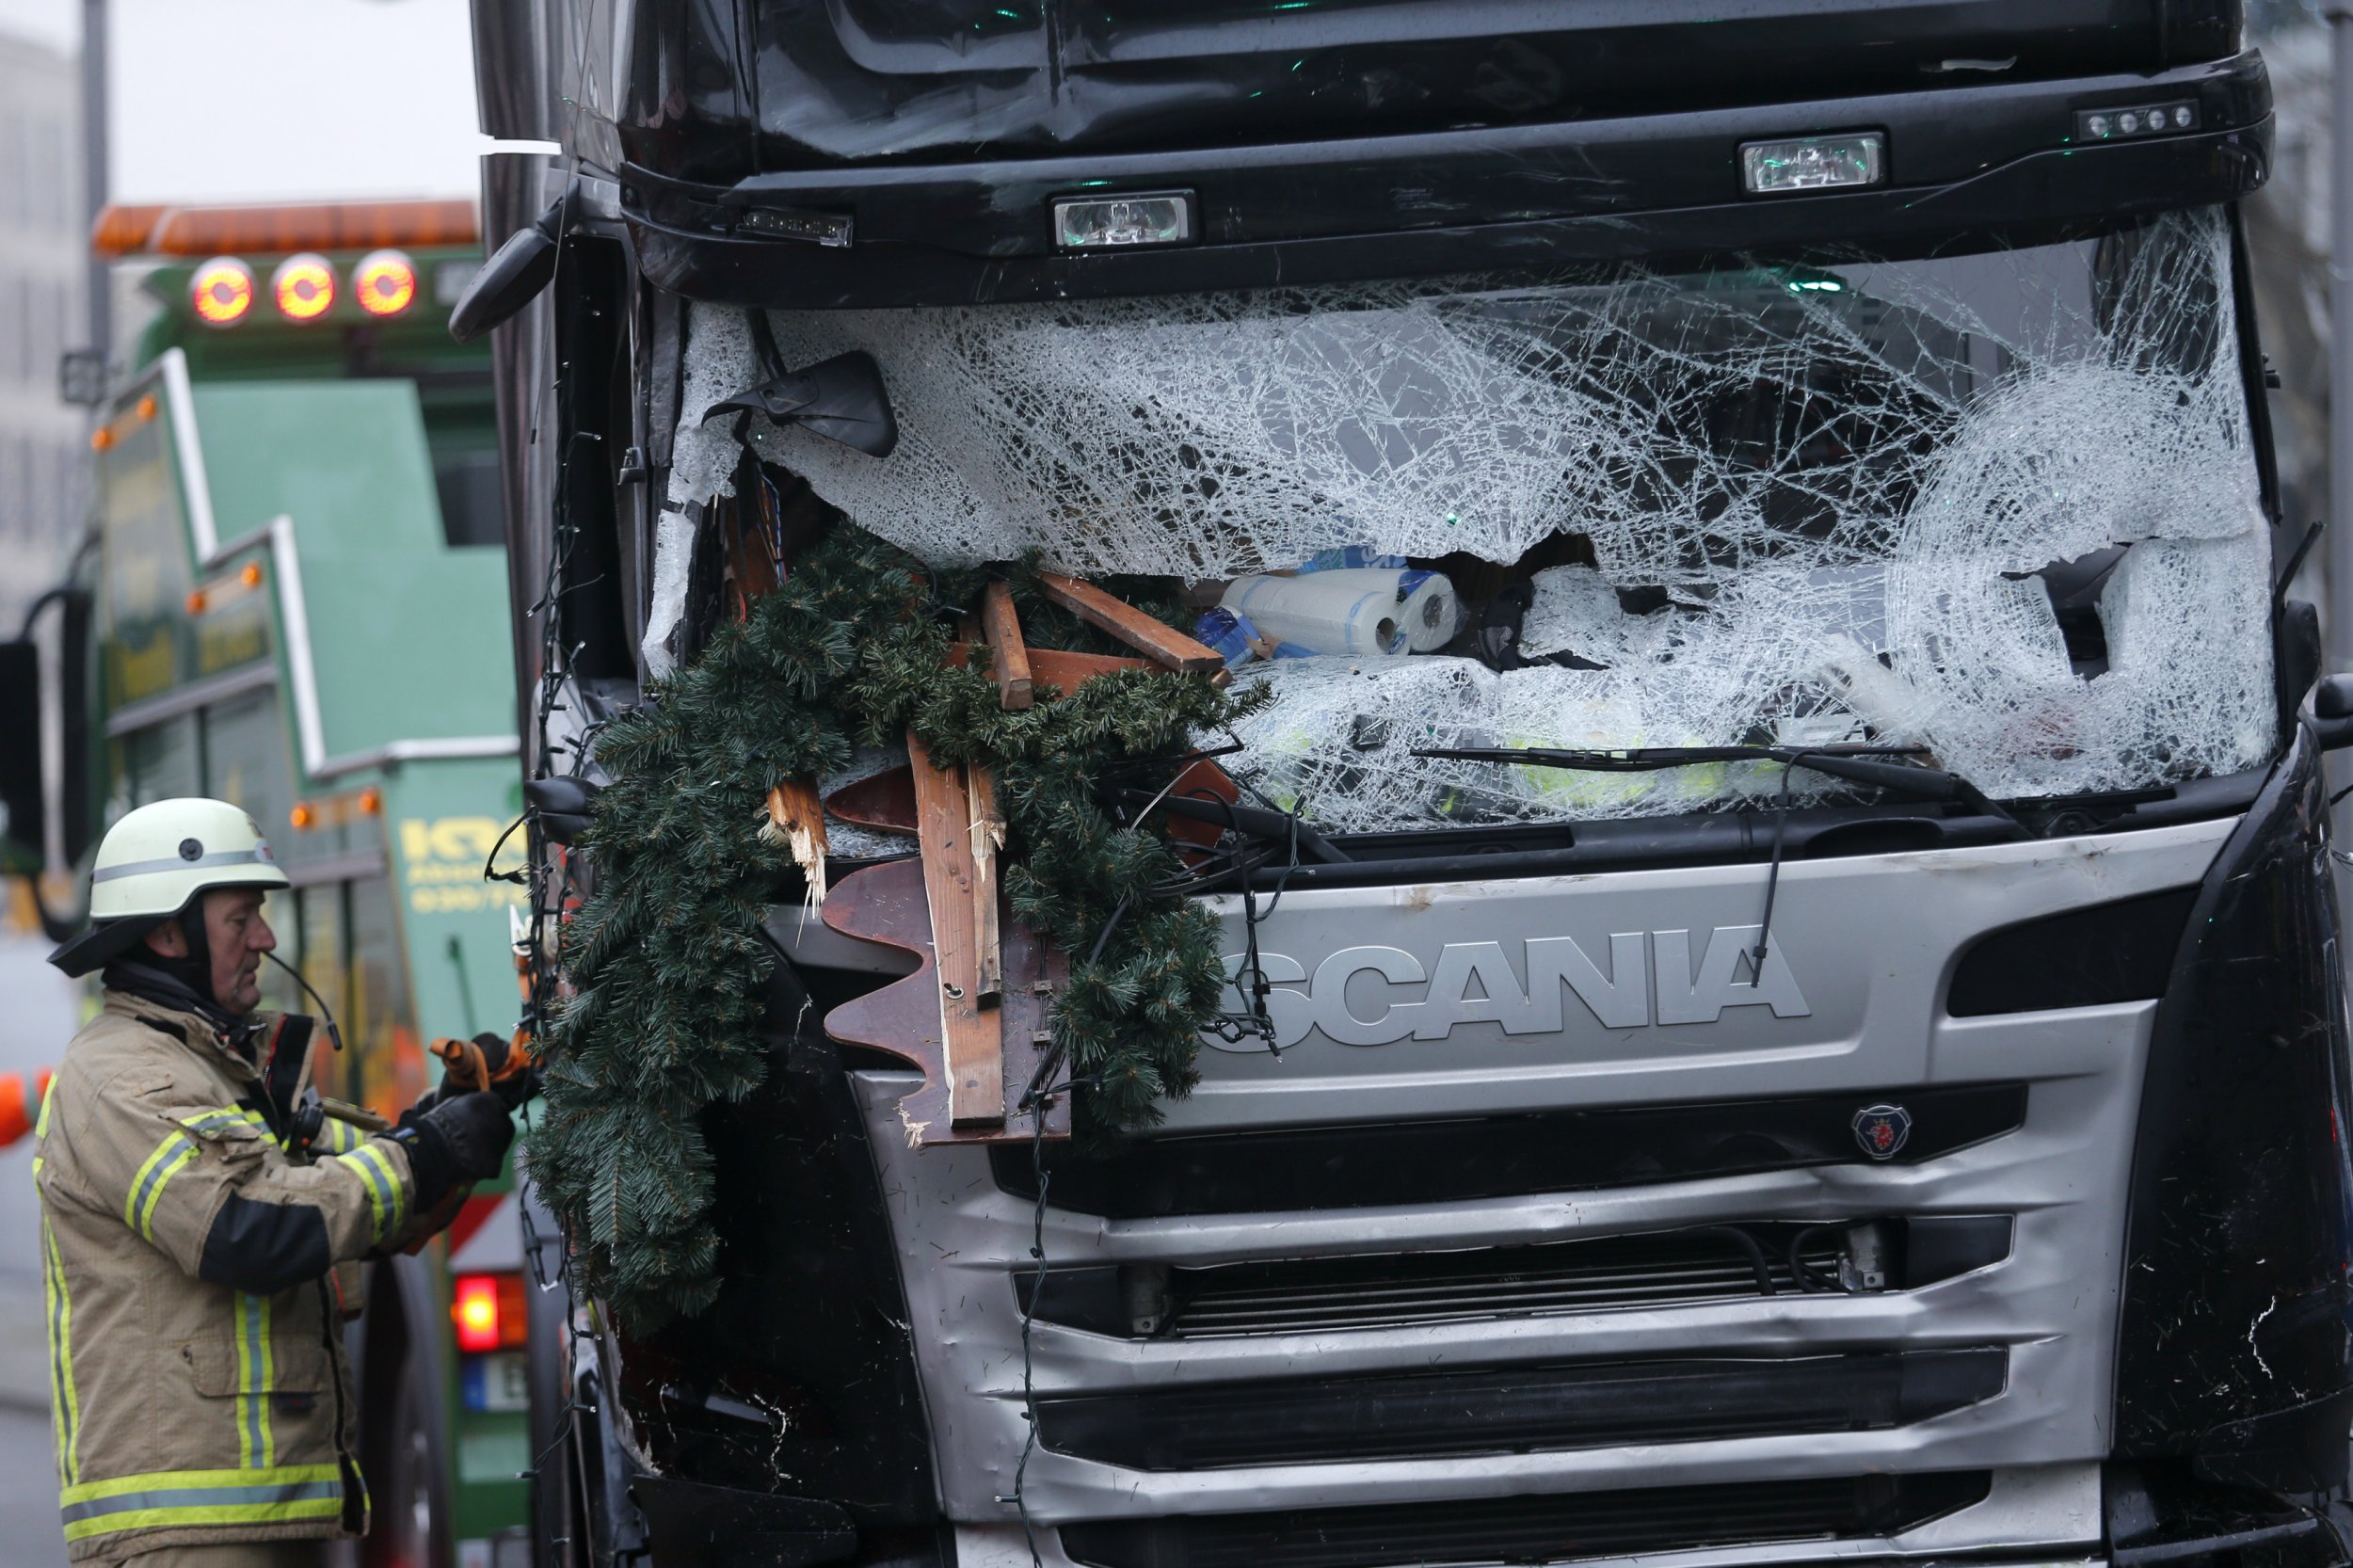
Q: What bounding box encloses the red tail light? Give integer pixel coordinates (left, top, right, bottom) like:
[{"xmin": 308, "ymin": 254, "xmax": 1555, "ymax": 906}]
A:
[
  {"xmin": 189, "ymin": 257, "xmax": 255, "ymax": 327},
  {"xmin": 452, "ymin": 1271, "xmax": 527, "ymax": 1352},
  {"xmin": 353, "ymin": 248, "xmax": 418, "ymax": 317},
  {"xmin": 271, "ymin": 253, "xmax": 335, "ymax": 322}
]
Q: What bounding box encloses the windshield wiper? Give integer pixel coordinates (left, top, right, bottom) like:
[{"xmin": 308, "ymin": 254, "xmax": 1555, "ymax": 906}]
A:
[
  {"xmin": 1107, "ymin": 788, "xmax": 1354, "ymax": 864},
  {"xmin": 1415, "ymin": 743, "xmax": 2024, "ymax": 834},
  {"xmin": 1418, "ymin": 742, "xmax": 2023, "ymax": 993}
]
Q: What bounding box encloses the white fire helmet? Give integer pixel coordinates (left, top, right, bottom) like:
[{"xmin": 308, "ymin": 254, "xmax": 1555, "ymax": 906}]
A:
[{"xmin": 49, "ymin": 798, "xmax": 291, "ymax": 977}]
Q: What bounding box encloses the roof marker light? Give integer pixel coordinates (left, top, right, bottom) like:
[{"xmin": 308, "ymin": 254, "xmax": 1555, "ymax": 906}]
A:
[
  {"xmin": 1739, "ymin": 134, "xmax": 1885, "ymax": 196},
  {"xmin": 1053, "ymin": 190, "xmax": 1193, "ymax": 249},
  {"xmin": 189, "ymin": 257, "xmax": 255, "ymax": 327},
  {"xmin": 353, "ymin": 248, "xmax": 418, "ymax": 316},
  {"xmin": 271, "ymin": 253, "xmax": 336, "ymax": 322}
]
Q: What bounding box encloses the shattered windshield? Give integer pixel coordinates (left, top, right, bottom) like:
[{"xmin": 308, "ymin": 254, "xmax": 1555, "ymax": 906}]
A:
[{"xmin": 725, "ymin": 206, "xmax": 2273, "ymax": 828}]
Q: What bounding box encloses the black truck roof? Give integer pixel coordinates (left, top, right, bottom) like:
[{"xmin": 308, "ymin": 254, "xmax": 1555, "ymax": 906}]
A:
[{"xmin": 482, "ymin": 0, "xmax": 2269, "ymax": 306}]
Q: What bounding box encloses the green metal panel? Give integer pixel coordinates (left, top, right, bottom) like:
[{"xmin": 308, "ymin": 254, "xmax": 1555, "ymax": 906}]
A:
[
  {"xmin": 451, "ymin": 1409, "xmax": 531, "ymax": 1540},
  {"xmin": 381, "ymin": 759, "xmax": 529, "ymax": 1048},
  {"xmin": 186, "ymin": 380, "xmax": 517, "ymax": 765},
  {"xmin": 194, "ymin": 379, "xmax": 442, "ymax": 552},
  {"xmin": 92, "ymin": 396, "xmax": 210, "ymax": 709}
]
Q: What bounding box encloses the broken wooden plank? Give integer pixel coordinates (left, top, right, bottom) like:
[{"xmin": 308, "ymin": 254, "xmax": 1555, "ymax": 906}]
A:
[
  {"xmin": 1033, "ymin": 570, "xmax": 1225, "ymax": 674},
  {"xmin": 968, "ymin": 764, "xmax": 1006, "ymax": 1006},
  {"xmin": 907, "ymin": 731, "xmax": 1005, "ymax": 1127},
  {"xmin": 949, "ymin": 600, "xmax": 1010, "ymax": 999},
  {"xmin": 762, "ymin": 779, "xmax": 830, "ymax": 905},
  {"xmin": 980, "ymin": 581, "xmax": 1034, "ymax": 711},
  {"xmin": 951, "ymin": 641, "xmax": 1158, "ymax": 694}
]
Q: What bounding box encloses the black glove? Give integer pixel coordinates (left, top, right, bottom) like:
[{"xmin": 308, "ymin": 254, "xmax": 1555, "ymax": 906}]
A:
[
  {"xmin": 389, "ymin": 1091, "xmax": 515, "ymax": 1210},
  {"xmin": 408, "ymin": 1032, "xmax": 522, "ymax": 1119},
  {"xmin": 494, "ymin": 1065, "xmax": 542, "ymax": 1112}
]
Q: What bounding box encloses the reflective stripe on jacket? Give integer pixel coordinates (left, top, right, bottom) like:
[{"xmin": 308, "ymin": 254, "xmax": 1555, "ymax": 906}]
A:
[{"xmin": 35, "ymin": 991, "xmax": 419, "ymax": 1562}]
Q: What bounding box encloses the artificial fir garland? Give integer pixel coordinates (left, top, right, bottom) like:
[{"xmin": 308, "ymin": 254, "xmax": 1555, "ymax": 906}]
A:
[{"xmin": 530, "ymin": 524, "xmax": 1262, "ymax": 1326}]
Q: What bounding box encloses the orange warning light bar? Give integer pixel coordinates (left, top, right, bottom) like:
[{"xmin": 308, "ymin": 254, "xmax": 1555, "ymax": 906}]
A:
[
  {"xmin": 91, "ymin": 204, "xmax": 167, "ymax": 258},
  {"xmin": 100, "ymin": 199, "xmax": 478, "ymax": 259}
]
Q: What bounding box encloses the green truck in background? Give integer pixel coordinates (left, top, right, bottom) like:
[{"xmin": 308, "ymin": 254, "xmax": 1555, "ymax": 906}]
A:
[{"xmin": 0, "ymin": 200, "xmax": 539, "ymax": 1568}]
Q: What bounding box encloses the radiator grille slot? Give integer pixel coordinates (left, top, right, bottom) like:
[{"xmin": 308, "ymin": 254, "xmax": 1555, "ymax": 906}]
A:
[
  {"xmin": 1172, "ymin": 1241, "xmax": 1835, "ymax": 1334},
  {"xmin": 1024, "ymin": 1219, "xmax": 2011, "ymax": 1339},
  {"xmin": 1059, "ymin": 1470, "xmax": 1994, "ymax": 1568},
  {"xmin": 994, "ymin": 1084, "xmax": 2027, "ymax": 1219},
  {"xmin": 1035, "ymin": 1349, "xmax": 2006, "ymax": 1470}
]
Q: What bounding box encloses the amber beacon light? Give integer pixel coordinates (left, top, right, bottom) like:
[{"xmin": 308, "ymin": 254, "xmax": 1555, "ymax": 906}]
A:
[
  {"xmin": 271, "ymin": 253, "xmax": 336, "ymax": 321},
  {"xmin": 353, "ymin": 248, "xmax": 418, "ymax": 317},
  {"xmin": 188, "ymin": 257, "xmax": 255, "ymax": 327}
]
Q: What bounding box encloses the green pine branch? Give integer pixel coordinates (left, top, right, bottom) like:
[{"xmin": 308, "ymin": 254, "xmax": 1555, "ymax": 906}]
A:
[{"xmin": 533, "ymin": 523, "xmax": 1262, "ymax": 1329}]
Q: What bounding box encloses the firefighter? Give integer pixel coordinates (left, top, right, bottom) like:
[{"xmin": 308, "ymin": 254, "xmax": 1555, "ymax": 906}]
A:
[{"xmin": 35, "ymin": 797, "xmax": 517, "ymax": 1567}]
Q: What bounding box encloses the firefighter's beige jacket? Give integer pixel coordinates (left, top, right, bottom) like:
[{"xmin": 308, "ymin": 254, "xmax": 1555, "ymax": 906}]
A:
[{"xmin": 35, "ymin": 990, "xmax": 418, "ymax": 1562}]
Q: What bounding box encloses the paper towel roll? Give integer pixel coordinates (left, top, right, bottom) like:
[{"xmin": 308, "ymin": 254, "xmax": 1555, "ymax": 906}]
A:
[{"xmin": 1221, "ymin": 568, "xmax": 1459, "ymax": 657}]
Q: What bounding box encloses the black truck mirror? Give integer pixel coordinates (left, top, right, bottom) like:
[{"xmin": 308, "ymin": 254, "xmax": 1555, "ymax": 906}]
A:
[
  {"xmin": 449, "ymin": 191, "xmax": 567, "ymax": 344},
  {"xmin": 703, "ymin": 350, "xmax": 899, "ymax": 458},
  {"xmin": 523, "ymin": 775, "xmax": 602, "ymax": 846},
  {"xmin": 2310, "ymin": 673, "xmax": 2353, "ymax": 749},
  {"xmin": 0, "ymin": 584, "xmax": 94, "ymax": 877},
  {"xmin": 0, "ymin": 638, "xmax": 43, "ymax": 873}
]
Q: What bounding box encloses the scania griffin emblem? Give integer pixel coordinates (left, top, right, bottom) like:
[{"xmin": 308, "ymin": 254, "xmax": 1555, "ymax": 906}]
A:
[{"xmin": 1852, "ymin": 1103, "xmax": 1913, "ymax": 1160}]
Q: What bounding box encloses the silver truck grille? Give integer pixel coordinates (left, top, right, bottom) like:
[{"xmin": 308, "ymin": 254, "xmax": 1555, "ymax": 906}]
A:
[
  {"xmin": 1168, "ymin": 1242, "xmax": 1839, "ymax": 1335},
  {"xmin": 1022, "ymin": 1219, "xmax": 2009, "ymax": 1339},
  {"xmin": 855, "ymin": 821, "xmax": 2225, "ymax": 1551},
  {"xmin": 1057, "ymin": 1471, "xmax": 1995, "ymax": 1568},
  {"xmin": 1035, "ymin": 1348, "xmax": 2007, "ymax": 1470}
]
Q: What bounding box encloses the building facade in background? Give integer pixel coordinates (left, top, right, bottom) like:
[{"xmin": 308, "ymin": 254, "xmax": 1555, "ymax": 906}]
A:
[{"xmin": 0, "ymin": 29, "xmax": 85, "ymax": 632}]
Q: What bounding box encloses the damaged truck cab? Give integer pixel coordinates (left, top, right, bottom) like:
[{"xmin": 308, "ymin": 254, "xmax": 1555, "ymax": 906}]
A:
[{"xmin": 466, "ymin": 5, "xmax": 2353, "ymax": 1568}]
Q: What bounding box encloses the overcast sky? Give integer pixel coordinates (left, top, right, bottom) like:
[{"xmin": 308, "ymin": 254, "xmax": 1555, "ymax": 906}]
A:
[{"xmin": 0, "ymin": 0, "xmax": 485, "ymax": 204}]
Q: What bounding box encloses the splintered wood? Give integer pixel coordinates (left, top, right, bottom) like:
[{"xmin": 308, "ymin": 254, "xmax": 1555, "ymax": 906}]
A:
[
  {"xmin": 906, "ymin": 732, "xmax": 1004, "ymax": 1126},
  {"xmin": 762, "ymin": 779, "xmax": 829, "ymax": 906},
  {"xmin": 967, "ymin": 764, "xmax": 1006, "ymax": 1005}
]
